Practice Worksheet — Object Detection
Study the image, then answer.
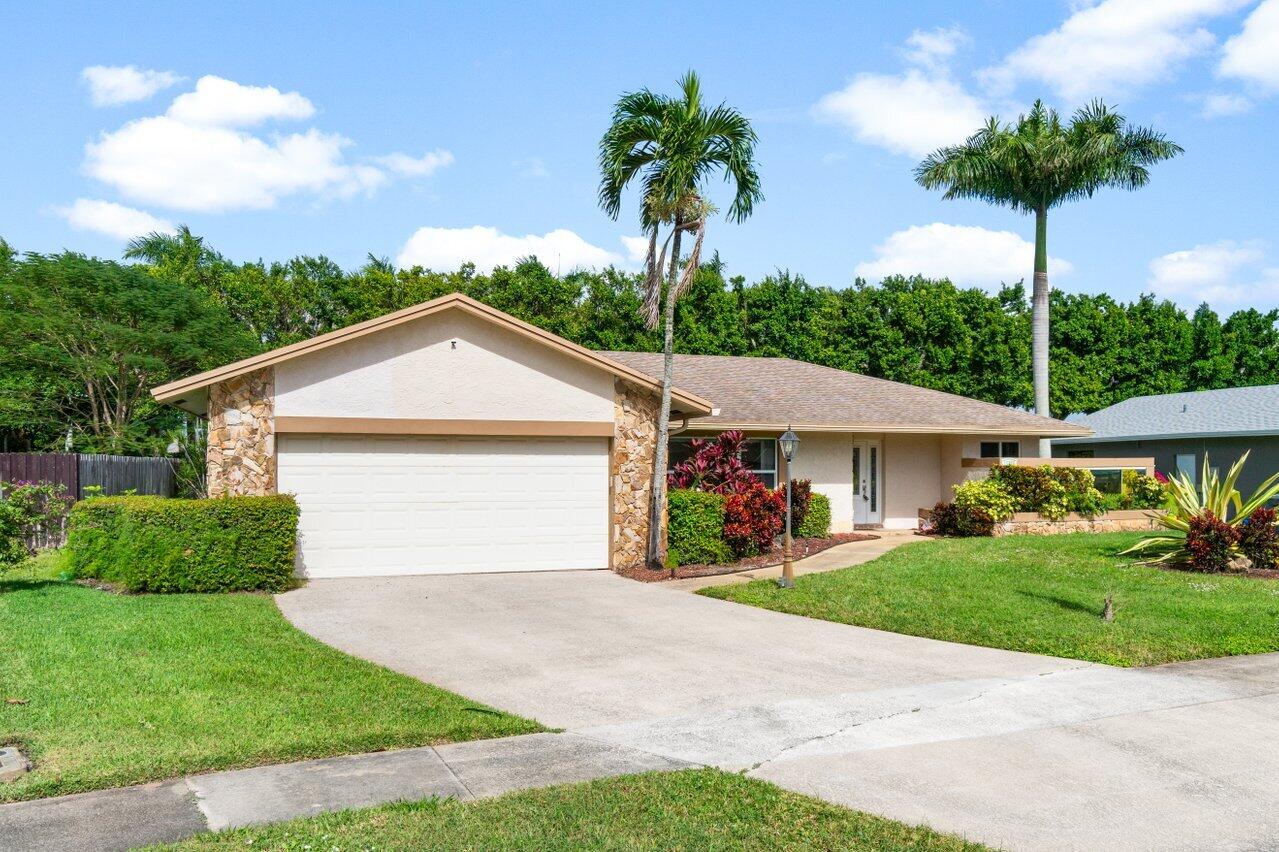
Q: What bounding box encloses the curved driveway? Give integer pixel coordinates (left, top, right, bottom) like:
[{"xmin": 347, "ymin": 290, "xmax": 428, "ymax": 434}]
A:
[{"xmin": 279, "ymin": 570, "xmax": 1279, "ymax": 851}]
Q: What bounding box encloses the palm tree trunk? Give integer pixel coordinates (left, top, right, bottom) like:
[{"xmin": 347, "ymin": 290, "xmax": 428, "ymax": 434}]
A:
[
  {"xmin": 646, "ymin": 222, "xmax": 682, "ymax": 569},
  {"xmin": 1032, "ymin": 204, "xmax": 1051, "ymax": 457}
]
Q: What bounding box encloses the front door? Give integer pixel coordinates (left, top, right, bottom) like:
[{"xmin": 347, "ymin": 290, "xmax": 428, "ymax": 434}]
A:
[{"xmin": 852, "ymin": 440, "xmax": 882, "ymax": 526}]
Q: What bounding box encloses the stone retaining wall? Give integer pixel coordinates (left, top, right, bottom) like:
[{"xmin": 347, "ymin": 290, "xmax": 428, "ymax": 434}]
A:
[
  {"xmin": 612, "ymin": 378, "xmax": 661, "ymax": 570},
  {"xmin": 994, "ymin": 510, "xmax": 1162, "ymax": 536},
  {"xmin": 207, "ymin": 368, "xmax": 276, "ymax": 498}
]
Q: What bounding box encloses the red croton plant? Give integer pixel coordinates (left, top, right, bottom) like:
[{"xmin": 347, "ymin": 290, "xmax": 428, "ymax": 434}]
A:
[{"xmin": 668, "ymin": 430, "xmax": 803, "ymax": 557}]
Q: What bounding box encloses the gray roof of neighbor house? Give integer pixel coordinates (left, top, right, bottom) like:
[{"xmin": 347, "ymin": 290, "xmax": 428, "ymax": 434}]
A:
[
  {"xmin": 601, "ymin": 352, "xmax": 1089, "ymax": 436},
  {"xmin": 1055, "ymin": 384, "xmax": 1279, "ymax": 444}
]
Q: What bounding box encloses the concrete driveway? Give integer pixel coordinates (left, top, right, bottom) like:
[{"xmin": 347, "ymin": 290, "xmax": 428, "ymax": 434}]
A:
[{"xmin": 279, "ymin": 571, "xmax": 1279, "ymax": 852}]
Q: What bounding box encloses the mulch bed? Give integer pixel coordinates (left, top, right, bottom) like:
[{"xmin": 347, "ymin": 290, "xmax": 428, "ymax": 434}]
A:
[{"xmin": 616, "ymin": 532, "xmax": 878, "ymax": 583}]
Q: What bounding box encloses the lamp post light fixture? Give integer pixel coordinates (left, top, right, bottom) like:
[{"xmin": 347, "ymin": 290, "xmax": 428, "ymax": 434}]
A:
[{"xmin": 778, "ymin": 427, "xmax": 800, "ymax": 588}]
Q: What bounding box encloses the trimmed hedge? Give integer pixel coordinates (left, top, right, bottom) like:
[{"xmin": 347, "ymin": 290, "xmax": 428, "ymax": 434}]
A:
[
  {"xmin": 797, "ymin": 492, "xmax": 831, "ymax": 538},
  {"xmin": 667, "ymin": 489, "xmax": 732, "ymax": 567},
  {"xmin": 67, "ymin": 495, "xmax": 299, "ymax": 593}
]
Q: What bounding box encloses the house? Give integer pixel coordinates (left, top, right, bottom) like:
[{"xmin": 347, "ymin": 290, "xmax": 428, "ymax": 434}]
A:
[
  {"xmin": 1053, "ymin": 384, "xmax": 1279, "ymax": 496},
  {"xmin": 153, "ymin": 293, "xmax": 1089, "ymax": 578}
]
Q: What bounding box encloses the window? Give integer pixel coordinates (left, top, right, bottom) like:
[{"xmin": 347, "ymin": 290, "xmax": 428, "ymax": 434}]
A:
[
  {"xmin": 1176, "ymin": 453, "xmax": 1197, "ymax": 485},
  {"xmin": 979, "ymin": 441, "xmax": 1021, "ymax": 459},
  {"xmin": 669, "ymin": 437, "xmax": 778, "ymax": 488},
  {"xmin": 1066, "ymin": 449, "xmax": 1095, "ymax": 458}
]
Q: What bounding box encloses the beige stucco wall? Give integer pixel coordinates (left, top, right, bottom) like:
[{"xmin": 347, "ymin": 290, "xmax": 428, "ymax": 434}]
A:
[
  {"xmin": 787, "ymin": 433, "xmax": 856, "ymax": 534},
  {"xmin": 883, "ymin": 433, "xmax": 942, "ymax": 529},
  {"xmin": 274, "ymin": 310, "xmax": 615, "ymax": 422}
]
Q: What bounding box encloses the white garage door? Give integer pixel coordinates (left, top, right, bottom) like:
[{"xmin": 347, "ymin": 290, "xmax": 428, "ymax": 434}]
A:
[{"xmin": 278, "ymin": 434, "xmax": 609, "ymax": 577}]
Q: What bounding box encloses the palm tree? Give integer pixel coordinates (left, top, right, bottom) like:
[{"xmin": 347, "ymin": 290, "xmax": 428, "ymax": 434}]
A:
[
  {"xmin": 599, "ymin": 71, "xmax": 762, "ymax": 569},
  {"xmin": 915, "ymin": 100, "xmax": 1181, "ymax": 454}
]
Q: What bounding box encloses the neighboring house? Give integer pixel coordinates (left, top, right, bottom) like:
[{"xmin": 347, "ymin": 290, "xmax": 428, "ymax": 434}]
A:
[
  {"xmin": 152, "ymin": 293, "xmax": 1088, "ymax": 579},
  {"xmin": 1054, "ymin": 385, "xmax": 1279, "ymax": 496}
]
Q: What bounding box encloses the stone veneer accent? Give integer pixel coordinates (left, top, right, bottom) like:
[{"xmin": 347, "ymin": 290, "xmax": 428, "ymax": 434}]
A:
[
  {"xmin": 993, "ymin": 509, "xmax": 1163, "ymax": 536},
  {"xmin": 612, "ymin": 378, "xmax": 662, "ymax": 570},
  {"xmin": 207, "ymin": 368, "xmax": 276, "ymax": 498}
]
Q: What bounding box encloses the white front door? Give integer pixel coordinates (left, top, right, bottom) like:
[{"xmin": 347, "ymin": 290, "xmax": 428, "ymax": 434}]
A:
[{"xmin": 852, "ymin": 440, "xmax": 882, "ymax": 525}]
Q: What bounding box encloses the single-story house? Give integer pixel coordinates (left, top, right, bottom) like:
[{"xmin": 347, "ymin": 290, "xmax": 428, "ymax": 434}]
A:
[
  {"xmin": 1054, "ymin": 384, "xmax": 1279, "ymax": 496},
  {"xmin": 153, "ymin": 292, "xmax": 1089, "ymax": 578}
]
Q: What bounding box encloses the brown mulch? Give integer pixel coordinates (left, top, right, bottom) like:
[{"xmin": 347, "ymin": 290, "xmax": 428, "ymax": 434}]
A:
[{"xmin": 615, "ymin": 533, "xmax": 879, "ymax": 583}]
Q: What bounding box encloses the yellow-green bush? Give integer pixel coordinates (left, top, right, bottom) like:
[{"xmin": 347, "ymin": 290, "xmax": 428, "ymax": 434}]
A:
[
  {"xmin": 667, "ymin": 489, "xmax": 732, "ymax": 566},
  {"xmin": 797, "ymin": 492, "xmax": 831, "ymax": 537},
  {"xmin": 67, "ymin": 495, "xmax": 298, "ymax": 593}
]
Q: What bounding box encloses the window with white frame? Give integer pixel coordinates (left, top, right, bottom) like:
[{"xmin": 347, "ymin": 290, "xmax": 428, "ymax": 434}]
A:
[{"xmin": 669, "ymin": 437, "xmax": 778, "ymax": 488}]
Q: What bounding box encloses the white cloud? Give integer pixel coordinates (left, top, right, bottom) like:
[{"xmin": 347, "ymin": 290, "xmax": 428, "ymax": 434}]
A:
[
  {"xmin": 1220, "ymin": 0, "xmax": 1279, "ymax": 89},
  {"xmin": 981, "ymin": 0, "xmax": 1249, "ymax": 101},
  {"xmin": 902, "ymin": 27, "xmax": 969, "ymax": 69},
  {"xmin": 854, "ymin": 222, "xmax": 1073, "ymax": 288},
  {"xmin": 620, "ymin": 235, "xmax": 650, "ymax": 263},
  {"xmin": 56, "ymin": 198, "xmax": 174, "ymax": 240},
  {"xmin": 82, "ymin": 75, "xmax": 446, "ymax": 213},
  {"xmin": 1200, "ymin": 92, "xmax": 1253, "ymax": 116},
  {"xmin": 166, "ymin": 75, "xmax": 315, "ymax": 127},
  {"xmin": 396, "ymin": 226, "xmax": 623, "ymax": 273},
  {"xmin": 373, "ymin": 149, "xmax": 454, "ymax": 177},
  {"xmin": 1147, "ymin": 239, "xmax": 1270, "ymax": 305},
  {"xmin": 515, "ymin": 157, "xmax": 549, "ymax": 178},
  {"xmin": 81, "ymin": 65, "xmax": 183, "ymax": 106},
  {"xmin": 814, "ymin": 69, "xmax": 988, "ymax": 157}
]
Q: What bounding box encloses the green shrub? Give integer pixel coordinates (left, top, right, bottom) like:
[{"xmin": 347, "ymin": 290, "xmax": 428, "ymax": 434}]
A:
[
  {"xmin": 1121, "ymin": 470, "xmax": 1168, "ymax": 510},
  {"xmin": 953, "ymin": 478, "xmax": 1017, "ymax": 521},
  {"xmin": 797, "ymin": 492, "xmax": 831, "ymax": 538},
  {"xmin": 67, "ymin": 495, "xmax": 299, "ymax": 593},
  {"xmin": 929, "ymin": 501, "xmax": 995, "ymax": 537},
  {"xmin": 667, "ymin": 489, "xmax": 731, "ymax": 566},
  {"xmin": 985, "ymin": 464, "xmax": 1105, "ymax": 519}
]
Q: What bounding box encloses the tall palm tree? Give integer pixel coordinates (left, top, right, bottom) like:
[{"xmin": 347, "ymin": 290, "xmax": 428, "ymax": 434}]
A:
[
  {"xmin": 915, "ymin": 100, "xmax": 1181, "ymax": 454},
  {"xmin": 599, "ymin": 71, "xmax": 762, "ymax": 569}
]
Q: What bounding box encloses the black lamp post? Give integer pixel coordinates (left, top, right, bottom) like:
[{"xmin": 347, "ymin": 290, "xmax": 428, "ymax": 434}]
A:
[{"xmin": 778, "ymin": 426, "xmax": 800, "ymax": 588}]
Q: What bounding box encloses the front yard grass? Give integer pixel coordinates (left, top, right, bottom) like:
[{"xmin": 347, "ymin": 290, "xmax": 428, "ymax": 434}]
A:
[
  {"xmin": 700, "ymin": 533, "xmax": 1279, "ymax": 667},
  {"xmin": 164, "ymin": 768, "xmax": 988, "ymax": 851},
  {"xmin": 0, "ymin": 552, "xmax": 543, "ymax": 803}
]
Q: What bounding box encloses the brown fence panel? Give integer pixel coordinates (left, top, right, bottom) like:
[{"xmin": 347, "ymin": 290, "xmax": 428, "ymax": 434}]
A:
[{"xmin": 0, "ymin": 453, "xmax": 79, "ymax": 496}]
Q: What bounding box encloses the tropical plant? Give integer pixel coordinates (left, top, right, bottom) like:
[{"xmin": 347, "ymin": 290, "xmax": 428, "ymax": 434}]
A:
[
  {"xmin": 928, "ymin": 502, "xmax": 996, "ymax": 537},
  {"xmin": 953, "ymin": 478, "xmax": 1018, "ymax": 521},
  {"xmin": 1237, "ymin": 507, "xmax": 1279, "ymax": 570},
  {"xmin": 915, "ymin": 100, "xmax": 1181, "ymax": 454},
  {"xmin": 780, "ymin": 478, "xmax": 813, "ymax": 534},
  {"xmin": 722, "ymin": 481, "xmax": 784, "ymax": 557},
  {"xmin": 1122, "ymin": 452, "xmax": 1279, "ymax": 567},
  {"xmin": 1184, "ymin": 512, "xmax": 1238, "ymax": 573},
  {"xmin": 667, "ymin": 430, "xmax": 759, "ymax": 494},
  {"xmin": 599, "ymin": 70, "xmax": 762, "ymax": 568}
]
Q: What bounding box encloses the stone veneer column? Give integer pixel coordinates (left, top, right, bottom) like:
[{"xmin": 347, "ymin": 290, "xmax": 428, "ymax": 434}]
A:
[
  {"xmin": 612, "ymin": 378, "xmax": 662, "ymax": 570},
  {"xmin": 206, "ymin": 367, "xmax": 276, "ymax": 497}
]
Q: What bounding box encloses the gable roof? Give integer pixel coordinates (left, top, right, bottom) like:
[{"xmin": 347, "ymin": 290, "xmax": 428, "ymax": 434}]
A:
[
  {"xmin": 152, "ymin": 293, "xmax": 714, "ymax": 416},
  {"xmin": 1055, "ymin": 384, "xmax": 1279, "ymax": 444},
  {"xmin": 601, "ymin": 352, "xmax": 1090, "ymax": 436}
]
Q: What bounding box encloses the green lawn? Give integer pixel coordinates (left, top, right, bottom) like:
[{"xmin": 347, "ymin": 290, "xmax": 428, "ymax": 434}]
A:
[
  {"xmin": 0, "ymin": 552, "xmax": 543, "ymax": 803},
  {"xmin": 164, "ymin": 768, "xmax": 987, "ymax": 851},
  {"xmin": 700, "ymin": 533, "xmax": 1279, "ymax": 667}
]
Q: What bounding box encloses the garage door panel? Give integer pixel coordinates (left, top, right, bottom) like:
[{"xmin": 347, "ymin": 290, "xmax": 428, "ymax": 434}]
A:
[{"xmin": 278, "ymin": 434, "xmax": 609, "ymax": 577}]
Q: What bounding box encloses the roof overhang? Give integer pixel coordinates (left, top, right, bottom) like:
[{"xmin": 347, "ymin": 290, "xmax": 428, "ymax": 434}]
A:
[
  {"xmin": 681, "ymin": 421, "xmax": 1093, "ymax": 437},
  {"xmin": 1054, "ymin": 428, "xmax": 1272, "ymax": 444},
  {"xmin": 152, "ymin": 292, "xmax": 715, "ymax": 418}
]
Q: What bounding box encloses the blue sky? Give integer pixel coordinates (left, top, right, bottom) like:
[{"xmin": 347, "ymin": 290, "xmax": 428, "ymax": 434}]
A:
[{"xmin": 3, "ymin": 0, "xmax": 1277, "ymax": 310}]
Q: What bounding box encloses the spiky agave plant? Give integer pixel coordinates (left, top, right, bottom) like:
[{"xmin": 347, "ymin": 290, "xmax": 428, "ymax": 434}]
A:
[{"xmin": 1121, "ymin": 452, "xmax": 1279, "ymax": 565}]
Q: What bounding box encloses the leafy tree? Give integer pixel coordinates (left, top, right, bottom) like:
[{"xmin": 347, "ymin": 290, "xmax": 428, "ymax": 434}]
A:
[
  {"xmin": 598, "ymin": 70, "xmax": 762, "ymax": 568},
  {"xmin": 916, "ymin": 100, "xmax": 1182, "ymax": 452},
  {"xmin": 0, "ymin": 252, "xmax": 254, "ymax": 453}
]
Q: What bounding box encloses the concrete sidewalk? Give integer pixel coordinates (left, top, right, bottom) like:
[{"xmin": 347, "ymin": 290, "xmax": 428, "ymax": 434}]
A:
[
  {"xmin": 0, "ymin": 733, "xmax": 688, "ymax": 851},
  {"xmin": 664, "ymin": 529, "xmax": 918, "ymax": 592}
]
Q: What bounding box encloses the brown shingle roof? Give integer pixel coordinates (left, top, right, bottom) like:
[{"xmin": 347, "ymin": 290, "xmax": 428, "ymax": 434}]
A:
[{"xmin": 600, "ymin": 352, "xmax": 1090, "ymax": 436}]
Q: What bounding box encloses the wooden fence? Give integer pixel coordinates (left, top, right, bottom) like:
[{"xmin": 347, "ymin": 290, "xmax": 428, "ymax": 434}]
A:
[
  {"xmin": 1, "ymin": 453, "xmax": 178, "ymax": 550},
  {"xmin": 0, "ymin": 453, "xmax": 177, "ymax": 500}
]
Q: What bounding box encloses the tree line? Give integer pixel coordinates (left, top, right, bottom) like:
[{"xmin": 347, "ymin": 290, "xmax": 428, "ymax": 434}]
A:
[{"xmin": 2, "ymin": 228, "xmax": 1277, "ymax": 456}]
